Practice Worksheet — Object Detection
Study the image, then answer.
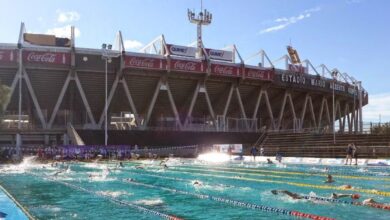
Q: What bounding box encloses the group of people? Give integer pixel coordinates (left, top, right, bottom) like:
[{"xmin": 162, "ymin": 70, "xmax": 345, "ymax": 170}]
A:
[
  {"xmin": 346, "ymin": 143, "xmax": 358, "ymax": 165},
  {"xmin": 0, "ymin": 145, "xmax": 161, "ymax": 162}
]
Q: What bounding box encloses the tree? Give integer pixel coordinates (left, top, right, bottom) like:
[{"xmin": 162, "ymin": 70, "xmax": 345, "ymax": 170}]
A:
[{"xmin": 0, "ymin": 80, "xmax": 11, "ymax": 115}]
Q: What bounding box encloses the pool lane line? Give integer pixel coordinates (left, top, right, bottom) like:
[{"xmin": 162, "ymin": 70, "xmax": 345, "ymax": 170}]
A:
[
  {"xmin": 175, "ymin": 164, "xmax": 390, "ymax": 182},
  {"xmin": 26, "ymin": 172, "xmax": 183, "ymax": 220},
  {"xmin": 121, "ymin": 169, "xmax": 390, "ymax": 211},
  {"xmin": 121, "ymin": 178, "xmax": 336, "ymax": 220},
  {"xmin": 0, "ymin": 183, "xmax": 36, "ymax": 220},
  {"xmin": 143, "ymin": 167, "xmax": 390, "ymax": 197},
  {"xmin": 124, "ymin": 160, "xmax": 390, "ymax": 181}
]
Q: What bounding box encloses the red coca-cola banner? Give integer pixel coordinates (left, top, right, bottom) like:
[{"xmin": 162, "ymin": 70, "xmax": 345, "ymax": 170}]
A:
[
  {"xmin": 210, "ymin": 63, "xmax": 240, "ymax": 77},
  {"xmin": 170, "ymin": 59, "xmax": 204, "ymax": 73},
  {"xmin": 124, "ymin": 55, "xmax": 165, "ymax": 70},
  {"xmin": 0, "ymin": 49, "xmax": 16, "ymax": 63},
  {"xmin": 23, "ymin": 51, "xmax": 70, "ymax": 65},
  {"xmin": 244, "ymin": 67, "xmax": 274, "ymax": 81}
]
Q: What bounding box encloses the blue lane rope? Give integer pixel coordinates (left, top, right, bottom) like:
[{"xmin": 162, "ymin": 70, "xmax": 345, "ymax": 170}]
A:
[{"xmin": 121, "ymin": 178, "xmax": 335, "ymax": 220}]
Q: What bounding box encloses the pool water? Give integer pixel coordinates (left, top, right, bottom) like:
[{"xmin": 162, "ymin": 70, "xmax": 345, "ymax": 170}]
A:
[{"xmin": 0, "ymin": 157, "xmax": 390, "ymax": 220}]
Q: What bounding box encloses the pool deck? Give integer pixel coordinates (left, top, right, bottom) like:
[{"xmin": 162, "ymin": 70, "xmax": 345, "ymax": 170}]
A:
[{"xmin": 0, "ymin": 184, "xmax": 31, "ymax": 220}]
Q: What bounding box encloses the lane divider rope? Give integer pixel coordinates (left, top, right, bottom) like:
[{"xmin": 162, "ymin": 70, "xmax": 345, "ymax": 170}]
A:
[
  {"xmin": 122, "ymin": 178, "xmax": 335, "ymax": 220},
  {"xmin": 161, "ymin": 167, "xmax": 390, "ymax": 197},
  {"xmin": 182, "ymin": 164, "xmax": 390, "ymax": 182},
  {"xmin": 123, "ymin": 169, "xmax": 390, "ymax": 212}
]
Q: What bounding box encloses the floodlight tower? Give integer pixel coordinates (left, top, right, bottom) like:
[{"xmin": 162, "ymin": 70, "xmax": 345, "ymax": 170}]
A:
[{"xmin": 188, "ymin": 2, "xmax": 212, "ymax": 59}]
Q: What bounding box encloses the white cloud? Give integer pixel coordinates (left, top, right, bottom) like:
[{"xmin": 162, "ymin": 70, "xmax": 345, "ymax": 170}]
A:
[
  {"xmin": 259, "ymin": 7, "xmax": 321, "ymax": 34},
  {"xmin": 124, "ymin": 40, "xmax": 143, "ymax": 50},
  {"xmin": 57, "ymin": 10, "xmax": 80, "ymax": 23},
  {"xmin": 46, "ymin": 25, "xmax": 81, "ymax": 38},
  {"xmin": 363, "ymin": 93, "xmax": 390, "ymax": 122}
]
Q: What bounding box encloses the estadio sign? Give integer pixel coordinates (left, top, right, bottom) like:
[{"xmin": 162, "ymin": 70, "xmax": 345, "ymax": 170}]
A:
[
  {"xmin": 170, "ymin": 59, "xmax": 204, "ymax": 73},
  {"xmin": 0, "ymin": 50, "xmax": 16, "ymax": 63},
  {"xmin": 124, "ymin": 55, "xmax": 165, "ymax": 70},
  {"xmin": 23, "ymin": 51, "xmax": 70, "ymax": 65},
  {"xmin": 245, "ymin": 67, "xmax": 273, "ymax": 81}
]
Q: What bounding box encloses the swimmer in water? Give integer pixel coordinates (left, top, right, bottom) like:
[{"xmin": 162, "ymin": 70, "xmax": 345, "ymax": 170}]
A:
[
  {"xmin": 338, "ymin": 184, "xmax": 354, "ymax": 190},
  {"xmin": 124, "ymin": 178, "xmax": 134, "ymax": 182},
  {"xmin": 118, "ymin": 162, "xmax": 124, "ymax": 168},
  {"xmin": 193, "ymin": 181, "xmax": 203, "ymax": 186},
  {"xmin": 331, "ymin": 193, "xmax": 360, "ymax": 200},
  {"xmin": 271, "ymin": 190, "xmax": 303, "ymax": 199},
  {"xmin": 324, "ymin": 174, "xmax": 335, "ymax": 183},
  {"xmin": 267, "ymin": 158, "xmax": 273, "ymax": 164},
  {"xmin": 135, "ymin": 165, "xmax": 144, "ymax": 169}
]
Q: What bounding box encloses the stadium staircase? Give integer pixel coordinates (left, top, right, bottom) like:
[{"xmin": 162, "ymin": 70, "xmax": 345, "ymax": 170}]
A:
[{"xmin": 261, "ymin": 132, "xmax": 390, "ymax": 158}]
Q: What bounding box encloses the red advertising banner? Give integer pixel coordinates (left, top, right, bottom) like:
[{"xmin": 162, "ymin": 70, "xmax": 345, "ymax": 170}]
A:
[
  {"xmin": 170, "ymin": 59, "xmax": 204, "ymax": 73},
  {"xmin": 124, "ymin": 55, "xmax": 165, "ymax": 70},
  {"xmin": 23, "ymin": 51, "xmax": 70, "ymax": 65},
  {"xmin": 244, "ymin": 67, "xmax": 274, "ymax": 81},
  {"xmin": 0, "ymin": 49, "xmax": 16, "ymax": 63},
  {"xmin": 210, "ymin": 63, "xmax": 240, "ymax": 77}
]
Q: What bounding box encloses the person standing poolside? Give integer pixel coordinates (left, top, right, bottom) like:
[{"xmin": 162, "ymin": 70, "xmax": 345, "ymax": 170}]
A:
[
  {"xmin": 250, "ymin": 146, "xmax": 258, "ymax": 161},
  {"xmin": 352, "ymin": 143, "xmax": 358, "ymax": 165},
  {"xmin": 345, "ymin": 144, "xmax": 353, "ymax": 165}
]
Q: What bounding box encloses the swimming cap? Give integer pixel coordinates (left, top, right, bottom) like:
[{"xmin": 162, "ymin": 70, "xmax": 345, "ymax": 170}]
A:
[{"xmin": 351, "ymin": 194, "xmax": 360, "ymax": 199}]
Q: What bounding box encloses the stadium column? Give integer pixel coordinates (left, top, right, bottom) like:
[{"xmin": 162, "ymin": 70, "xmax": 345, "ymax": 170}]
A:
[
  {"xmin": 358, "ymin": 82, "xmax": 363, "ymax": 133},
  {"xmin": 98, "ymin": 69, "xmax": 122, "ymax": 128},
  {"xmin": 184, "ymin": 80, "xmax": 201, "ymax": 128},
  {"xmin": 74, "ymin": 72, "xmax": 97, "ymax": 127},
  {"xmin": 203, "ymin": 82, "xmax": 216, "ymax": 129},
  {"xmin": 252, "ymin": 88, "xmax": 264, "ymax": 121},
  {"xmin": 300, "ymin": 94, "xmax": 317, "ymax": 130},
  {"xmin": 318, "ymin": 97, "xmax": 331, "ymax": 132},
  {"xmin": 143, "ymin": 77, "xmax": 163, "ymax": 129},
  {"xmin": 121, "ymin": 77, "xmax": 138, "ymax": 120},
  {"xmin": 22, "ymin": 69, "xmax": 46, "ymax": 128},
  {"xmin": 222, "ymin": 84, "xmax": 234, "ymax": 119},
  {"xmin": 277, "ymin": 91, "xmax": 296, "ymax": 131},
  {"xmin": 251, "ymin": 88, "xmax": 275, "ymax": 130},
  {"xmin": 235, "ymin": 86, "xmax": 249, "ymax": 130},
  {"xmin": 164, "ymin": 78, "xmax": 182, "ymax": 130}
]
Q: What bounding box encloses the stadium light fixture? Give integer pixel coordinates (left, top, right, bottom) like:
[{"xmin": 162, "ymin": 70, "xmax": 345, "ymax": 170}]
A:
[{"xmin": 188, "ymin": 2, "xmax": 212, "ymax": 59}]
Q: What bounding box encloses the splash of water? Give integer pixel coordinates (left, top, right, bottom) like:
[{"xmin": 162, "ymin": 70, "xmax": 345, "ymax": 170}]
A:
[{"xmin": 0, "ymin": 156, "xmax": 38, "ymax": 174}]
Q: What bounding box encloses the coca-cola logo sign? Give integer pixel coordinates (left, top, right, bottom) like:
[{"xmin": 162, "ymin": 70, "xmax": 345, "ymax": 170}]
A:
[
  {"xmin": 27, "ymin": 52, "xmax": 57, "ymax": 63},
  {"xmin": 213, "ymin": 65, "xmax": 234, "ymax": 76},
  {"xmin": 128, "ymin": 57, "xmax": 155, "ymax": 68},
  {"xmin": 247, "ymin": 69, "xmax": 265, "ymax": 78},
  {"xmin": 24, "ymin": 51, "xmax": 69, "ymax": 65},
  {"xmin": 172, "ymin": 60, "xmax": 198, "ymax": 72}
]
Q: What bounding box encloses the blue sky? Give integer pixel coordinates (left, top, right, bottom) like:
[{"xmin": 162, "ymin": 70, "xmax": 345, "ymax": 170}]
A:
[{"xmin": 0, "ymin": 0, "xmax": 389, "ymax": 122}]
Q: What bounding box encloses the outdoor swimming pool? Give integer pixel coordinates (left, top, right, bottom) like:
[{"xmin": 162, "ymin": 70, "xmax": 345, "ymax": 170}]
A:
[{"xmin": 0, "ymin": 156, "xmax": 389, "ymax": 220}]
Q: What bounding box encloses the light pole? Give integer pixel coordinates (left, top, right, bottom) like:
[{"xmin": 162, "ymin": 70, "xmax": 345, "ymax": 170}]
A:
[
  {"xmin": 101, "ymin": 43, "xmax": 119, "ymax": 146},
  {"xmin": 187, "ymin": 4, "xmax": 212, "ymax": 59},
  {"xmin": 331, "ymin": 70, "xmax": 338, "ymax": 144}
]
